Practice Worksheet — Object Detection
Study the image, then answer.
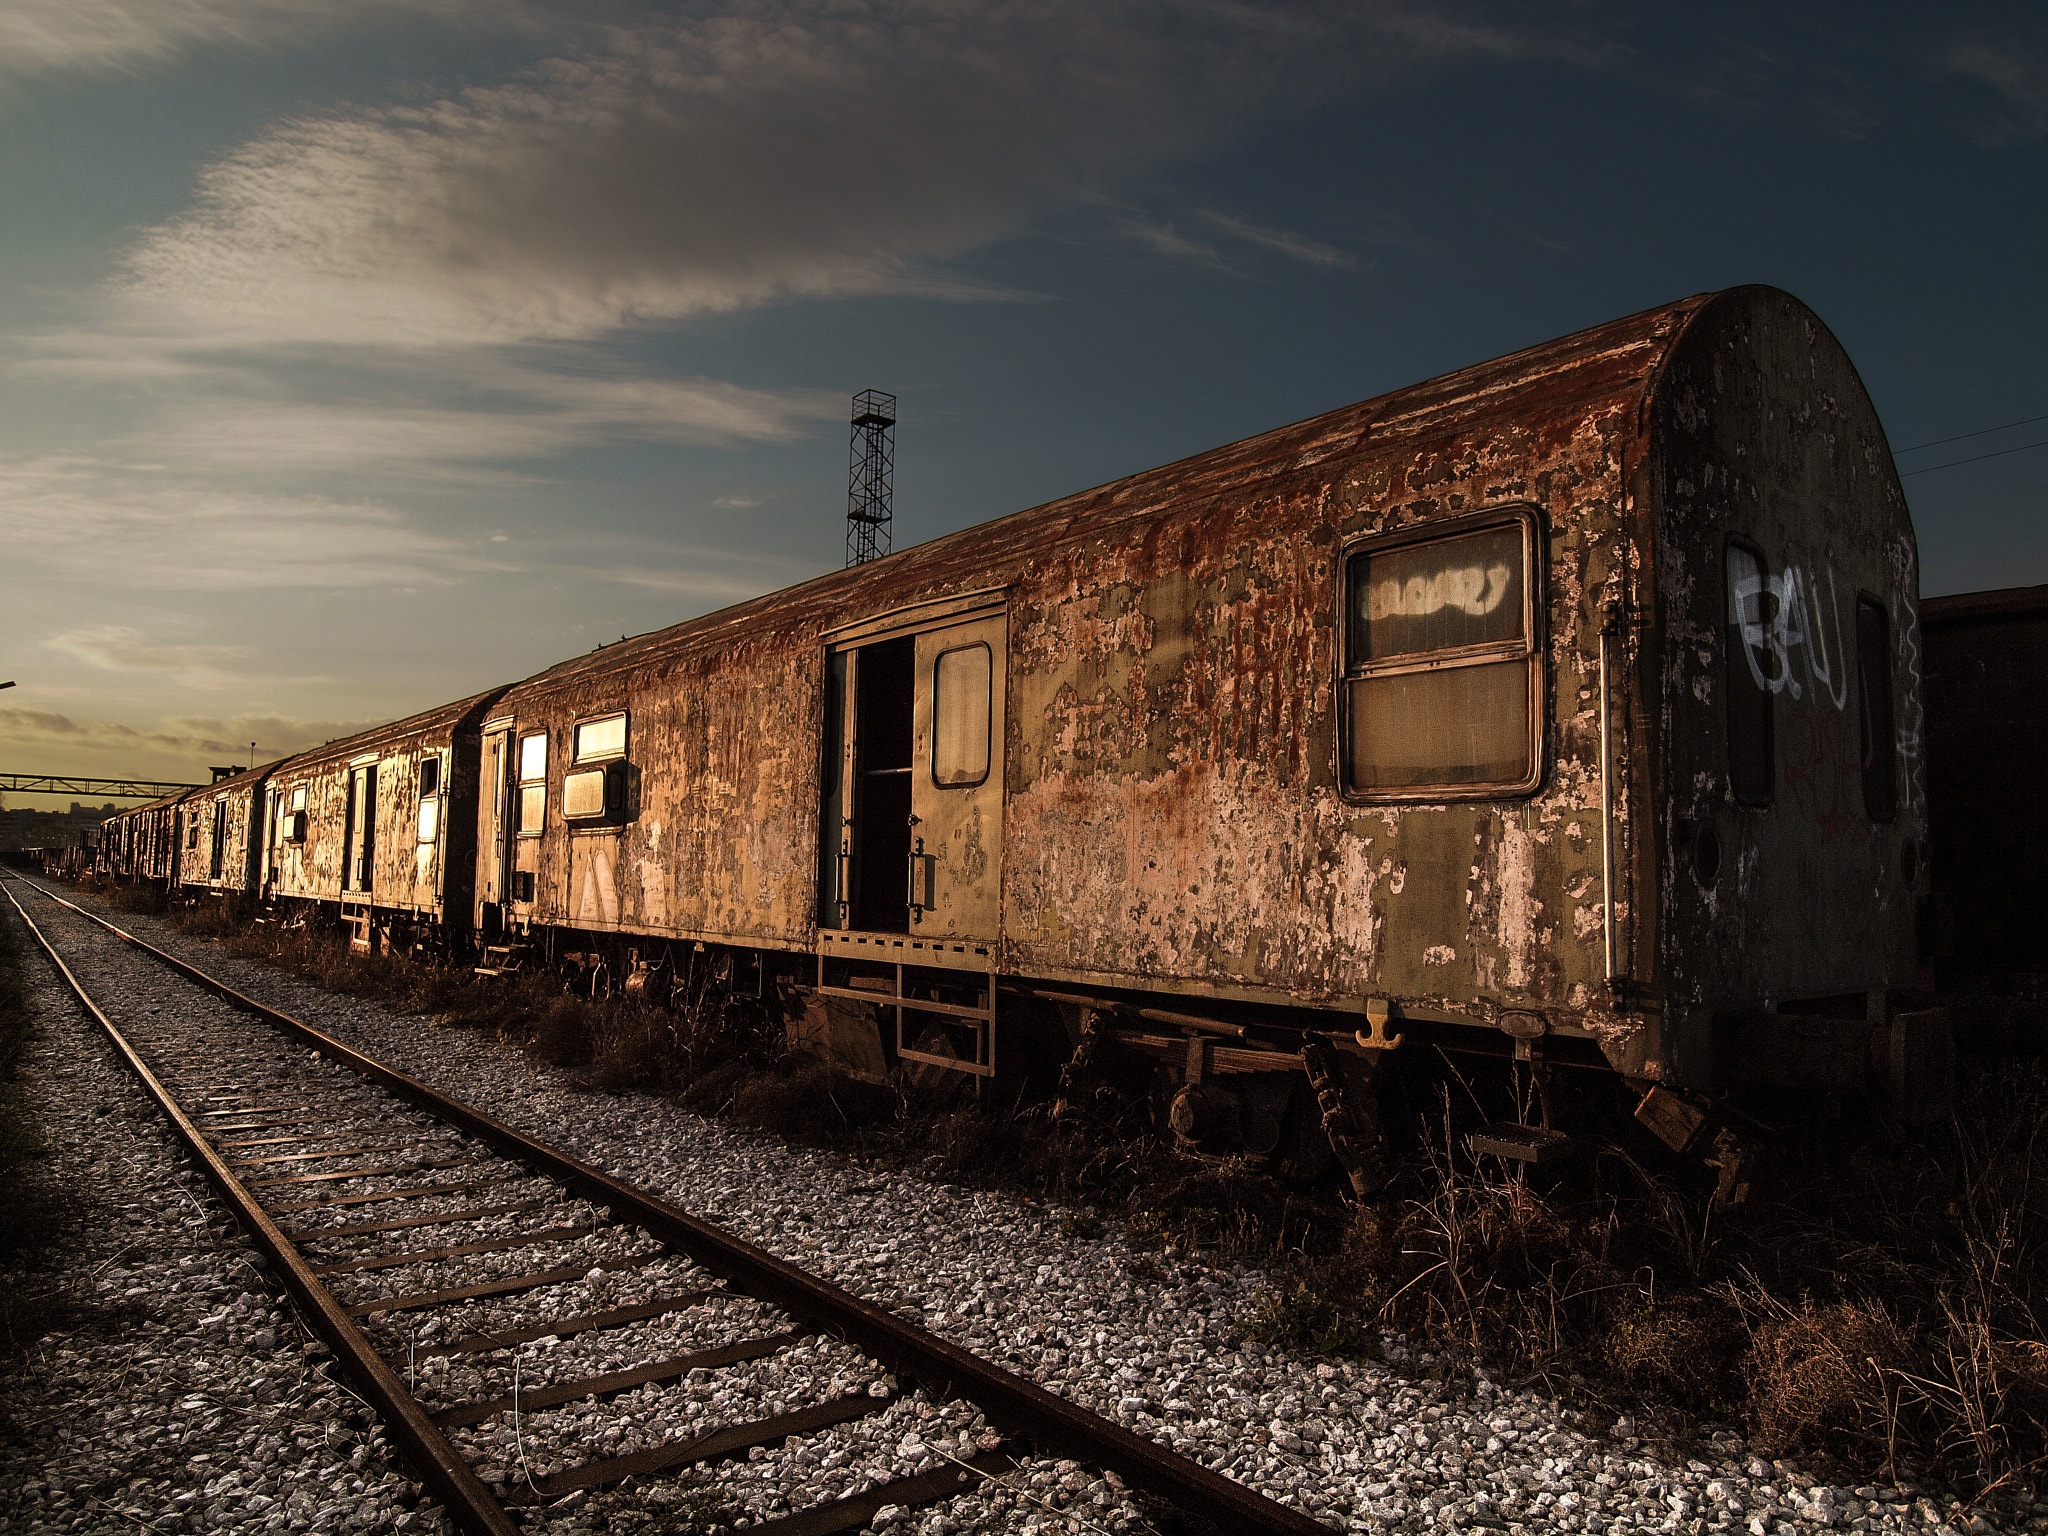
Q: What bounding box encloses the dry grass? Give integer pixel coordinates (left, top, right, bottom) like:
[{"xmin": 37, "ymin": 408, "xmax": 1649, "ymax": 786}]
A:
[
  {"xmin": 60, "ymin": 876, "xmax": 2048, "ymax": 1499},
  {"xmin": 1275, "ymin": 1056, "xmax": 2048, "ymax": 1500}
]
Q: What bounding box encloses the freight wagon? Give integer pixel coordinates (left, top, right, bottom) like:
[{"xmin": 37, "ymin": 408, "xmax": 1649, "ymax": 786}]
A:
[{"xmin": 98, "ymin": 285, "xmax": 1948, "ymax": 1195}]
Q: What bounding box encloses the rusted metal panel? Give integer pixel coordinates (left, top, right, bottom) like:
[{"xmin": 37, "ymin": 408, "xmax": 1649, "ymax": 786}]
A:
[
  {"xmin": 469, "ymin": 287, "xmax": 1920, "ymax": 1094},
  {"xmin": 1649, "ymin": 289, "xmax": 1927, "ymax": 1090},
  {"xmin": 1920, "ymin": 584, "xmax": 2048, "ymax": 972},
  {"xmin": 266, "ymin": 689, "xmax": 507, "ymax": 925},
  {"xmin": 483, "ymin": 634, "xmax": 824, "ymax": 943},
  {"xmin": 171, "ymin": 762, "xmax": 281, "ymax": 898}
]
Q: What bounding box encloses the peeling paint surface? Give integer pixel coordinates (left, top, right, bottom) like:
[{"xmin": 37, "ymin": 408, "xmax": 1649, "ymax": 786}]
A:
[
  {"xmin": 93, "ymin": 287, "xmax": 1918, "ymax": 1095},
  {"xmin": 264, "ymin": 689, "xmax": 504, "ymax": 924},
  {"xmin": 1651, "ymin": 291, "xmax": 1924, "ymax": 1088}
]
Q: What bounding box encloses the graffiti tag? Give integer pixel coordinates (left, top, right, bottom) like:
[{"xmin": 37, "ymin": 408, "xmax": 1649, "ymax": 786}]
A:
[
  {"xmin": 1367, "ymin": 562, "xmax": 1514, "ymax": 622},
  {"xmin": 1730, "ymin": 563, "xmax": 1851, "ymax": 710}
]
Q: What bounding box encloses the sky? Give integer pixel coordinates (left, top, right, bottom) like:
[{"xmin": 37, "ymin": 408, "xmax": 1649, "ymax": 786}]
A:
[{"xmin": 2, "ymin": 0, "xmax": 2044, "ymax": 806}]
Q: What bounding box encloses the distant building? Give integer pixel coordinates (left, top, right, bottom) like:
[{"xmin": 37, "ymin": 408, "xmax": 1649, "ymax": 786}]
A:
[{"xmin": 0, "ymin": 803, "xmax": 121, "ymax": 852}]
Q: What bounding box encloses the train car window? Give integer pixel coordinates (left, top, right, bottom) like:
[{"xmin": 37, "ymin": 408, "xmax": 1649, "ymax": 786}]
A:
[
  {"xmin": 280, "ymin": 786, "xmax": 308, "ymax": 845},
  {"xmin": 517, "ymin": 732, "xmax": 547, "ymax": 835},
  {"xmin": 1856, "ymin": 597, "xmax": 1899, "ymax": 822},
  {"xmin": 932, "ymin": 643, "xmax": 992, "ymax": 788},
  {"xmin": 1342, "ymin": 519, "xmax": 1538, "ymax": 795},
  {"xmin": 1724, "ymin": 540, "xmax": 1776, "ymax": 806},
  {"xmin": 417, "ymin": 796, "xmax": 440, "ymax": 843},
  {"xmin": 574, "ymin": 714, "xmax": 627, "ymax": 762},
  {"xmin": 419, "ymin": 756, "xmax": 441, "ymax": 799}
]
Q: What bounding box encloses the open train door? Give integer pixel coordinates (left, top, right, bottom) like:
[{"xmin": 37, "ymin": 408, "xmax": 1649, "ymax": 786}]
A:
[
  {"xmin": 814, "ymin": 595, "xmax": 1007, "ymax": 1080},
  {"xmin": 477, "ymin": 720, "xmax": 513, "ymax": 933}
]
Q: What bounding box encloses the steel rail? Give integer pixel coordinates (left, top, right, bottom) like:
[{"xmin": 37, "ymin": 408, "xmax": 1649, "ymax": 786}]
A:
[
  {"xmin": 0, "ymin": 877, "xmax": 522, "ymax": 1536},
  {"xmin": 8, "ymin": 876, "xmax": 1336, "ymax": 1536}
]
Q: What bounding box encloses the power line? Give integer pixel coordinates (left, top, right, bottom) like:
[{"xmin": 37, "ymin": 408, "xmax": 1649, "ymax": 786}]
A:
[
  {"xmin": 1896, "ymin": 412, "xmax": 2048, "ymax": 453},
  {"xmin": 1899, "ymin": 438, "xmax": 2048, "ymax": 477}
]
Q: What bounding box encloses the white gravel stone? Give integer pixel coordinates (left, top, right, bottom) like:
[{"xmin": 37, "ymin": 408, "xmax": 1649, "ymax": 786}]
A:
[{"xmin": 10, "ymin": 886, "xmax": 2045, "ymax": 1535}]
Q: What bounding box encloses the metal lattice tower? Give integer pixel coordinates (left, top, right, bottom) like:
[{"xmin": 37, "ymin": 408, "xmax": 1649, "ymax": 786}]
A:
[{"xmin": 845, "ymin": 389, "xmax": 896, "ymax": 567}]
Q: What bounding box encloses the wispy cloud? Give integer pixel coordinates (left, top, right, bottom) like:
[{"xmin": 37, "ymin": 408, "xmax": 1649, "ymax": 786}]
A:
[
  {"xmin": 0, "ymin": 705, "xmax": 377, "ymax": 762},
  {"xmin": 1197, "ymin": 210, "xmax": 1358, "ymax": 268},
  {"xmin": 107, "ymin": 3, "xmax": 1508, "ymax": 350},
  {"xmin": 1946, "ymin": 31, "xmax": 2048, "ymax": 139},
  {"xmin": 42, "ymin": 625, "xmax": 250, "ymax": 691},
  {"xmin": 0, "ymin": 0, "xmax": 527, "ymax": 87},
  {"xmin": 0, "ymin": 455, "xmax": 493, "ymax": 589},
  {"xmin": 135, "ymin": 369, "xmax": 836, "ymax": 473},
  {"xmin": 1105, "ymin": 211, "xmax": 1234, "ymax": 272}
]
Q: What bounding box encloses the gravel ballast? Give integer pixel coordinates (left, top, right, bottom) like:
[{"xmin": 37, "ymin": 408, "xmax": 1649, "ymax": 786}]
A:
[
  {"xmin": 0, "ymin": 894, "xmax": 452, "ymax": 1536},
  {"xmin": 3, "ymin": 882, "xmax": 2038, "ymax": 1535}
]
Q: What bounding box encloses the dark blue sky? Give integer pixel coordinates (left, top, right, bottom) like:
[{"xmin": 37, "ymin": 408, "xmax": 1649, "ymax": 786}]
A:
[{"xmin": 1, "ymin": 1, "xmax": 2042, "ymax": 796}]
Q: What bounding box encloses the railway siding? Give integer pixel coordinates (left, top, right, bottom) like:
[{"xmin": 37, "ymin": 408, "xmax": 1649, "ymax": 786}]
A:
[{"xmin": 4, "ymin": 881, "xmax": 1996, "ymax": 1535}]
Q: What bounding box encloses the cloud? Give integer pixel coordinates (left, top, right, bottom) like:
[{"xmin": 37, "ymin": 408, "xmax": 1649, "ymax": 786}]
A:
[
  {"xmin": 1946, "ymin": 33, "xmax": 2048, "ymax": 138},
  {"xmin": 110, "ymin": 2, "xmax": 1507, "ymax": 349},
  {"xmin": 0, "ymin": 0, "xmax": 526, "ymax": 86},
  {"xmin": 0, "ymin": 705, "xmax": 377, "ymax": 763},
  {"xmin": 42, "ymin": 626, "xmax": 250, "ymax": 691},
  {"xmin": 0, "ymin": 455, "xmax": 492, "ymax": 589},
  {"xmin": 137, "ymin": 368, "xmax": 835, "ymax": 473},
  {"xmin": 1196, "ymin": 210, "xmax": 1358, "ymax": 268},
  {"xmin": 1104, "ymin": 211, "xmax": 1234, "ymax": 272}
]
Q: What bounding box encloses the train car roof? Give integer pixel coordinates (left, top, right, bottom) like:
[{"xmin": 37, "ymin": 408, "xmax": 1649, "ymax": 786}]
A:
[
  {"xmin": 188, "ymin": 758, "xmax": 293, "ymax": 796},
  {"xmin": 269, "ymin": 687, "xmax": 514, "ymax": 776},
  {"xmin": 1920, "ymin": 583, "xmax": 2048, "ymax": 627},
  {"xmin": 492, "ymin": 286, "xmax": 1737, "ymax": 708}
]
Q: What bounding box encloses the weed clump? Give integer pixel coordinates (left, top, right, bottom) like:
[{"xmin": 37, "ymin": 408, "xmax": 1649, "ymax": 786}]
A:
[{"xmin": 1246, "ymin": 1284, "xmax": 1379, "ymax": 1358}]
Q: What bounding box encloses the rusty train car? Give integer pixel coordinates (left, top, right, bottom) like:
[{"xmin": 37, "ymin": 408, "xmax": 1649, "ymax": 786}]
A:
[
  {"xmin": 98, "ymin": 285, "xmax": 1946, "ymax": 1190},
  {"xmin": 262, "ymin": 690, "xmax": 509, "ymax": 951}
]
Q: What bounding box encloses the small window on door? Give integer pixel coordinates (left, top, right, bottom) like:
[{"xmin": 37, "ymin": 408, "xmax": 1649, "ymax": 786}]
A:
[
  {"xmin": 281, "ymin": 786, "xmax": 308, "ymax": 845},
  {"xmin": 517, "ymin": 732, "xmax": 547, "ymax": 835},
  {"xmin": 1725, "ymin": 539, "xmax": 1776, "ymax": 806},
  {"xmin": 932, "ymin": 643, "xmax": 992, "ymax": 788},
  {"xmin": 417, "ymin": 754, "xmax": 442, "ymax": 843}
]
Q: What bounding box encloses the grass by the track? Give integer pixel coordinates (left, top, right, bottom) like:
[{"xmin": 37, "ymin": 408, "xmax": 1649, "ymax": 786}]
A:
[{"xmin": 67, "ymin": 874, "xmax": 2048, "ymax": 1511}]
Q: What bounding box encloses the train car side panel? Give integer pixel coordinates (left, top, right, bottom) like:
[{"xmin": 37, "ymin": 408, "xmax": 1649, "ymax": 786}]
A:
[{"xmin": 1649, "ymin": 287, "xmax": 1924, "ymax": 1091}]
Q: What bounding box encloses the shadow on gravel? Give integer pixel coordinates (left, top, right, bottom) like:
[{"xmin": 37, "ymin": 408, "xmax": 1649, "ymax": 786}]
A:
[
  {"xmin": 59, "ymin": 875, "xmax": 2048, "ymax": 1509},
  {"xmin": 0, "ymin": 900, "xmax": 157, "ymax": 1401}
]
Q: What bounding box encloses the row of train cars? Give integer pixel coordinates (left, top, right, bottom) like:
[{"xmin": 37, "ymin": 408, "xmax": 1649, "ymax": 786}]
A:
[{"xmin": 78, "ymin": 287, "xmax": 2047, "ymax": 1193}]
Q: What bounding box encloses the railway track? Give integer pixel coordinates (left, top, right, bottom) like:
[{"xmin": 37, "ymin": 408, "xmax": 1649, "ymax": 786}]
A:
[{"xmin": 1, "ymin": 874, "xmax": 1336, "ymax": 1536}]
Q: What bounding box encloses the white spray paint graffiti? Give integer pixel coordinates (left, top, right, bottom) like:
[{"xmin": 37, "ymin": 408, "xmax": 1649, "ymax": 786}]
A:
[
  {"xmin": 1368, "ymin": 562, "xmax": 1513, "ymax": 621},
  {"xmin": 1729, "ymin": 558, "xmax": 1851, "ymax": 711}
]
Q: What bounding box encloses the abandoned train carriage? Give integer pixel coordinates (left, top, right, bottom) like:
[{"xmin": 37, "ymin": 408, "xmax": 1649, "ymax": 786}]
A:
[
  {"xmin": 465, "ymin": 285, "xmax": 1940, "ymax": 1184},
  {"xmin": 175, "ymin": 763, "xmax": 279, "ymax": 899},
  {"xmin": 99, "ymin": 788, "xmax": 175, "ymax": 883},
  {"xmin": 264, "ymin": 689, "xmax": 510, "ymax": 950}
]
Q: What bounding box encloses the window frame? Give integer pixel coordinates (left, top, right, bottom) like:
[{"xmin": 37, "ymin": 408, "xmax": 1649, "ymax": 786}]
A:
[
  {"xmin": 1722, "ymin": 533, "xmax": 1777, "ymax": 809},
  {"xmin": 929, "ymin": 641, "xmax": 994, "ymax": 790},
  {"xmin": 1336, "ymin": 506, "xmax": 1546, "ymax": 804},
  {"xmin": 572, "ymin": 712, "xmax": 628, "ymax": 765},
  {"xmin": 516, "ymin": 731, "xmax": 548, "ymax": 838}
]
